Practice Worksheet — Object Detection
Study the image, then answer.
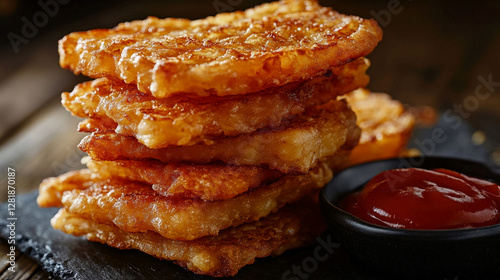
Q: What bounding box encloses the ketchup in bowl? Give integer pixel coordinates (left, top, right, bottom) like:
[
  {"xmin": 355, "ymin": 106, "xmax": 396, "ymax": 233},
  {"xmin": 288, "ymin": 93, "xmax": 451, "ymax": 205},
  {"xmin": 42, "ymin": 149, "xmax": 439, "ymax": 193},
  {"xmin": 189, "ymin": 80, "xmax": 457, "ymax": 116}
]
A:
[{"xmin": 339, "ymin": 168, "xmax": 500, "ymax": 230}]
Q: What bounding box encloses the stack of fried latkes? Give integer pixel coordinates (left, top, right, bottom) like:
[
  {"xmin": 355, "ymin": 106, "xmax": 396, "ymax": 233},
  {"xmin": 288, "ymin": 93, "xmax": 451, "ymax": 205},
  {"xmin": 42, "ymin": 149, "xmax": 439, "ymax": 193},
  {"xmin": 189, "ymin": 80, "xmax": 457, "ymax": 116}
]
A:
[{"xmin": 37, "ymin": 0, "xmax": 414, "ymax": 277}]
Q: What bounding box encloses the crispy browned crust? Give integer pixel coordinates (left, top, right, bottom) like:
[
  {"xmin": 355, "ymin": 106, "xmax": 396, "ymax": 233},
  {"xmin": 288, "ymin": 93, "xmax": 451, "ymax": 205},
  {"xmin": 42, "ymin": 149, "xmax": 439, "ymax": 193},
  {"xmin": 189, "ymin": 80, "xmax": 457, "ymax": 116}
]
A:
[
  {"xmin": 39, "ymin": 161, "xmax": 332, "ymax": 240},
  {"xmin": 62, "ymin": 58, "xmax": 369, "ymax": 148},
  {"xmin": 85, "ymin": 159, "xmax": 282, "ymax": 201},
  {"xmin": 78, "ymin": 99, "xmax": 360, "ymax": 174},
  {"xmin": 78, "ymin": 118, "xmax": 117, "ymax": 133},
  {"xmin": 342, "ymin": 88, "xmax": 415, "ymax": 165},
  {"xmin": 37, "ymin": 169, "xmax": 95, "ymax": 208},
  {"xmin": 58, "ymin": 0, "xmax": 382, "ymax": 98},
  {"xmin": 51, "ymin": 196, "xmax": 326, "ymax": 277}
]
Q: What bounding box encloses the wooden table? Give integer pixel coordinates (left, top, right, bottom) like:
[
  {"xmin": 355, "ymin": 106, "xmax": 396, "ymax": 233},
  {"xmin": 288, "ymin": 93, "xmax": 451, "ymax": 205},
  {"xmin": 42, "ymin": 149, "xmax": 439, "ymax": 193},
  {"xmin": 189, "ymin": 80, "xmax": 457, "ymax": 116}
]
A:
[{"xmin": 1, "ymin": 0, "xmax": 500, "ymax": 279}]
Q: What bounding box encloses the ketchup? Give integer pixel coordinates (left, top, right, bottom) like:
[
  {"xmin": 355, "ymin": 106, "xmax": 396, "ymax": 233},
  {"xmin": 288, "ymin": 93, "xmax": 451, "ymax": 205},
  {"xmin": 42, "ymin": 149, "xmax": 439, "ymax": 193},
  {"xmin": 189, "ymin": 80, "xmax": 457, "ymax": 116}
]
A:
[{"xmin": 339, "ymin": 168, "xmax": 500, "ymax": 229}]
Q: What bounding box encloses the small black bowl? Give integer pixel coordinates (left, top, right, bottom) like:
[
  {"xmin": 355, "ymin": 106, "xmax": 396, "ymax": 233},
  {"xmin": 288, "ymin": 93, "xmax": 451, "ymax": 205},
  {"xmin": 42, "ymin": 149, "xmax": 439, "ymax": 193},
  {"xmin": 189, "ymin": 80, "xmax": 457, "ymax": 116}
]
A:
[{"xmin": 319, "ymin": 156, "xmax": 500, "ymax": 276}]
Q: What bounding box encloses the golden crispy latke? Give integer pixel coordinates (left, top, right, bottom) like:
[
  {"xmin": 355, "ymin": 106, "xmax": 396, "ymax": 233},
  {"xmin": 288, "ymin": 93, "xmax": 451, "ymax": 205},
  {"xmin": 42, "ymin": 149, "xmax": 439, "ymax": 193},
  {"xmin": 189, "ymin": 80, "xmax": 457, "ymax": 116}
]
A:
[
  {"xmin": 51, "ymin": 196, "xmax": 326, "ymax": 277},
  {"xmin": 79, "ymin": 99, "xmax": 359, "ymax": 174},
  {"xmin": 41, "ymin": 162, "xmax": 332, "ymax": 240},
  {"xmin": 85, "ymin": 158, "xmax": 282, "ymax": 201},
  {"xmin": 343, "ymin": 88, "xmax": 415, "ymax": 165},
  {"xmin": 63, "ymin": 58, "xmax": 369, "ymax": 148},
  {"xmin": 37, "ymin": 169, "xmax": 95, "ymax": 208},
  {"xmin": 58, "ymin": 0, "xmax": 382, "ymax": 98},
  {"xmin": 78, "ymin": 118, "xmax": 117, "ymax": 133}
]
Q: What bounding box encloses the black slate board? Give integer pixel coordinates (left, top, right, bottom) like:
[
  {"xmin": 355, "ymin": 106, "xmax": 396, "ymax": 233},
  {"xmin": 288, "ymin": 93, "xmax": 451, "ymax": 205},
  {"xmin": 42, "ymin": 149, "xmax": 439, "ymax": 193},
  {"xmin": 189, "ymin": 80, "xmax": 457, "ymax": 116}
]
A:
[
  {"xmin": 1, "ymin": 191, "xmax": 394, "ymax": 280},
  {"xmin": 2, "ymin": 117, "xmax": 500, "ymax": 280}
]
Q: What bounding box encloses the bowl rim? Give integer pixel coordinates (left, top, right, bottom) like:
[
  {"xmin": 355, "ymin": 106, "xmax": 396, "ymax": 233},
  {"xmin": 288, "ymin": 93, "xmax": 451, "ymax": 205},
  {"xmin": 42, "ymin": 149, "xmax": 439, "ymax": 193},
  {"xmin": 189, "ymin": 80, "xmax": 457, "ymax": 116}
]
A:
[{"xmin": 320, "ymin": 156, "xmax": 500, "ymax": 240}]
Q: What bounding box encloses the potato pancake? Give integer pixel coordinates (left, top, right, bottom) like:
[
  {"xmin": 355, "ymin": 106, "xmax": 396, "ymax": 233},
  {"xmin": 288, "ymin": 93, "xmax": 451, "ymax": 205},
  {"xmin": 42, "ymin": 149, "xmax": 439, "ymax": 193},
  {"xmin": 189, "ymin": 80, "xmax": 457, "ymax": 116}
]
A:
[
  {"xmin": 41, "ymin": 161, "xmax": 333, "ymax": 241},
  {"xmin": 343, "ymin": 88, "xmax": 415, "ymax": 165},
  {"xmin": 85, "ymin": 159, "xmax": 283, "ymax": 201},
  {"xmin": 58, "ymin": 0, "xmax": 381, "ymax": 98},
  {"xmin": 62, "ymin": 58, "xmax": 369, "ymax": 148},
  {"xmin": 38, "ymin": 169, "xmax": 95, "ymax": 208},
  {"xmin": 39, "ymin": 0, "xmax": 395, "ymax": 277},
  {"xmin": 51, "ymin": 196, "xmax": 326, "ymax": 277},
  {"xmin": 78, "ymin": 99, "xmax": 359, "ymax": 174}
]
